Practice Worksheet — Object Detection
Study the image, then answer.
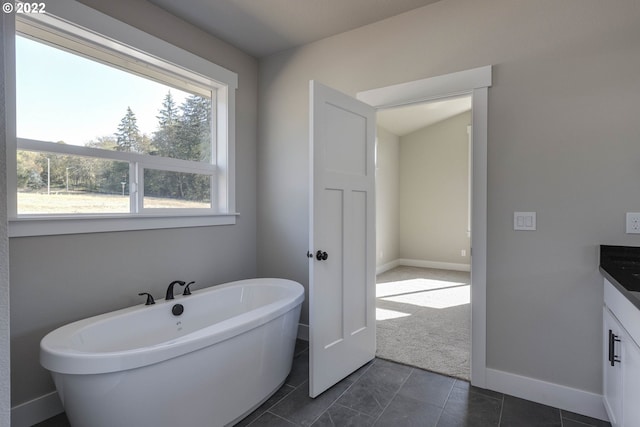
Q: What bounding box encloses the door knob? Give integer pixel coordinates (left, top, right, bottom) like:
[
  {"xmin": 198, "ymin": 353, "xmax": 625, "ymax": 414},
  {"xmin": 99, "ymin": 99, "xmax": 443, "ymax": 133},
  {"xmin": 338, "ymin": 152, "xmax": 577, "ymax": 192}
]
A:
[{"xmin": 316, "ymin": 250, "xmax": 328, "ymax": 261}]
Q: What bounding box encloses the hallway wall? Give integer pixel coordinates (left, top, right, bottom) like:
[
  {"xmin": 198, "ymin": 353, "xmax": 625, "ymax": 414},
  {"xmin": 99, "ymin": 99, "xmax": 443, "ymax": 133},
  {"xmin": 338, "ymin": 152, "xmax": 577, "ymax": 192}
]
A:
[{"xmin": 399, "ymin": 111, "xmax": 471, "ymax": 266}]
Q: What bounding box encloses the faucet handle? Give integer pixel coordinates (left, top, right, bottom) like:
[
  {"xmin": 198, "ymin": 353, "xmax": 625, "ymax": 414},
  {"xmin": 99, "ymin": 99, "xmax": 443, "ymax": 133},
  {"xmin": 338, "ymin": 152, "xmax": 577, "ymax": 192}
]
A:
[
  {"xmin": 138, "ymin": 292, "xmax": 155, "ymax": 305},
  {"xmin": 183, "ymin": 281, "xmax": 195, "ymax": 296}
]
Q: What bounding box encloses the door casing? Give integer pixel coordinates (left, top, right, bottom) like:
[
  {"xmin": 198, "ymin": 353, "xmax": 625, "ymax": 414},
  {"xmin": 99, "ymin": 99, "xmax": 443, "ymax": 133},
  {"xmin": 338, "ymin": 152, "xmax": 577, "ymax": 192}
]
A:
[{"xmin": 357, "ymin": 65, "xmax": 491, "ymax": 388}]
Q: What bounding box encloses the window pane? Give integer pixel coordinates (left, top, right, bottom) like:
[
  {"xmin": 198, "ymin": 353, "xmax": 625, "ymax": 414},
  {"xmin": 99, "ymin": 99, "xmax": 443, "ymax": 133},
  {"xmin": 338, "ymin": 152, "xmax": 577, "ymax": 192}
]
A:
[
  {"xmin": 17, "ymin": 151, "xmax": 130, "ymax": 214},
  {"xmin": 16, "ymin": 35, "xmax": 213, "ymax": 162},
  {"xmin": 143, "ymin": 169, "xmax": 211, "ymax": 209}
]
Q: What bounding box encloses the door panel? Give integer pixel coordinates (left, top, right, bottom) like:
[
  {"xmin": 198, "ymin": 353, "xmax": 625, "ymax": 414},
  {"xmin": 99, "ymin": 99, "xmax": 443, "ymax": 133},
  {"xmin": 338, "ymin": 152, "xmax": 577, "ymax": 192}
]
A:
[
  {"xmin": 324, "ymin": 103, "xmax": 367, "ymax": 175},
  {"xmin": 346, "ymin": 190, "xmax": 368, "ymax": 334},
  {"xmin": 309, "ymin": 81, "xmax": 376, "ymax": 398},
  {"xmin": 321, "ymin": 188, "xmax": 344, "ymax": 347}
]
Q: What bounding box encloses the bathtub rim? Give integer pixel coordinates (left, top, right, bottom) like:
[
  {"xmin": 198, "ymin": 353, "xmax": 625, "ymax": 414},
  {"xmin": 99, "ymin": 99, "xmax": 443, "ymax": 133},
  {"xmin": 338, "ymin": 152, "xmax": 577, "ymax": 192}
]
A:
[{"xmin": 40, "ymin": 278, "xmax": 304, "ymax": 375}]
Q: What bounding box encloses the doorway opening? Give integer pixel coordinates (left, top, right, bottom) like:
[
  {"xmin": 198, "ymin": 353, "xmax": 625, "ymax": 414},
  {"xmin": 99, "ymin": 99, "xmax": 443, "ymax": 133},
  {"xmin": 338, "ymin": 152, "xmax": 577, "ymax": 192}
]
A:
[
  {"xmin": 357, "ymin": 65, "xmax": 491, "ymax": 388},
  {"xmin": 374, "ymin": 96, "xmax": 472, "ymax": 380}
]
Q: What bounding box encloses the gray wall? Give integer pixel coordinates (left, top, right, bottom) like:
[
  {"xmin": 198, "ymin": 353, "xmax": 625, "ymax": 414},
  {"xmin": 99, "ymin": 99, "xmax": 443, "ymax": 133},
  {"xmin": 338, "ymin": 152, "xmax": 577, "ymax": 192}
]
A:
[
  {"xmin": 257, "ymin": 0, "xmax": 640, "ymax": 395},
  {"xmin": 399, "ymin": 111, "xmax": 471, "ymax": 265},
  {"xmin": 1, "ymin": 12, "xmax": 11, "ymax": 426},
  {"xmin": 375, "ymin": 125, "xmax": 400, "ymax": 267},
  {"xmin": 10, "ymin": 0, "xmax": 258, "ymax": 406}
]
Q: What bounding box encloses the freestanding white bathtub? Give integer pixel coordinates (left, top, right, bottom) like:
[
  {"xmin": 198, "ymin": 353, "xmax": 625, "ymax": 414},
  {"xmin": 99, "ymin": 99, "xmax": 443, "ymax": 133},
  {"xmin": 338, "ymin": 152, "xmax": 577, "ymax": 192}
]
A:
[{"xmin": 40, "ymin": 278, "xmax": 304, "ymax": 427}]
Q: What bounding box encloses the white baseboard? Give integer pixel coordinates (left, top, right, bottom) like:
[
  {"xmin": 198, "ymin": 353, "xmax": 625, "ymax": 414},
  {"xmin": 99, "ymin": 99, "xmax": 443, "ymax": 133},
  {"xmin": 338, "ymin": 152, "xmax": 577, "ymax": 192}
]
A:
[
  {"xmin": 485, "ymin": 368, "xmax": 609, "ymax": 422},
  {"xmin": 399, "ymin": 258, "xmax": 471, "ymax": 272},
  {"xmin": 376, "ymin": 259, "xmax": 401, "ymax": 275},
  {"xmin": 376, "ymin": 258, "xmax": 470, "ymax": 275},
  {"xmin": 11, "ymin": 391, "xmax": 63, "ymax": 427},
  {"xmin": 297, "ymin": 323, "xmax": 309, "ymax": 341}
]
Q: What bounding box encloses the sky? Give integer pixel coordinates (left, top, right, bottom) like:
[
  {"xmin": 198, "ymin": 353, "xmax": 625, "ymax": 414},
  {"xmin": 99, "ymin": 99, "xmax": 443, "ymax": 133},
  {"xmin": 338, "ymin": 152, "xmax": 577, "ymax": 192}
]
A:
[{"xmin": 15, "ymin": 35, "xmax": 198, "ymax": 146}]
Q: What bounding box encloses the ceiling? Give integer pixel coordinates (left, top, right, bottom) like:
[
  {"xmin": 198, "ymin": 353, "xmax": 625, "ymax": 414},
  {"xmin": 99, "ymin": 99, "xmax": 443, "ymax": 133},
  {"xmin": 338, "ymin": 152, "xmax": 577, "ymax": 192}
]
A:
[
  {"xmin": 147, "ymin": 0, "xmax": 443, "ymax": 58},
  {"xmin": 377, "ymin": 96, "xmax": 471, "ymax": 137},
  {"xmin": 146, "ymin": 0, "xmax": 462, "ymax": 132}
]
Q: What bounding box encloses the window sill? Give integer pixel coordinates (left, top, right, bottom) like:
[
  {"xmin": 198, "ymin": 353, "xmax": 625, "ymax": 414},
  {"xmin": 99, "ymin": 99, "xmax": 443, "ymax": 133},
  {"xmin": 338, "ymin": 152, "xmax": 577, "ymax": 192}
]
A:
[{"xmin": 8, "ymin": 213, "xmax": 238, "ymax": 237}]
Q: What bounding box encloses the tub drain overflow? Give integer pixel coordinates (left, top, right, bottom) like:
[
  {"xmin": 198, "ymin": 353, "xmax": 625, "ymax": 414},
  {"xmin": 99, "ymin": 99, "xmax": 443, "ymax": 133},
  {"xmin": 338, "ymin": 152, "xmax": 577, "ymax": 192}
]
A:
[{"xmin": 172, "ymin": 304, "xmax": 184, "ymax": 316}]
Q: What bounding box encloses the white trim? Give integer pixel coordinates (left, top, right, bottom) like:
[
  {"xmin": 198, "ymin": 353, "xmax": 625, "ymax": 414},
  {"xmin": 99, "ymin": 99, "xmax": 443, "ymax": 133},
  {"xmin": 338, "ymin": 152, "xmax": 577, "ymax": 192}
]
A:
[
  {"xmin": 16, "ymin": 20, "xmax": 215, "ymax": 98},
  {"xmin": 467, "ymin": 125, "xmax": 472, "ymax": 237},
  {"xmin": 17, "ymin": 139, "xmax": 217, "ymax": 174},
  {"xmin": 376, "ymin": 259, "xmax": 401, "ymax": 275},
  {"xmin": 358, "ymin": 66, "xmax": 491, "ymax": 109},
  {"xmin": 375, "ymin": 258, "xmax": 470, "ymax": 275},
  {"xmin": 0, "ymin": 13, "xmax": 13, "ymax": 427},
  {"xmin": 6, "ymin": 0, "xmax": 238, "ymax": 235},
  {"xmin": 470, "ymin": 85, "xmax": 488, "ymax": 388},
  {"xmin": 486, "ymin": 368, "xmax": 609, "ymax": 422},
  {"xmin": 28, "ymin": 1, "xmax": 238, "ymax": 89},
  {"xmin": 358, "ymin": 65, "xmax": 491, "ymax": 389},
  {"xmin": 9, "ymin": 213, "xmax": 238, "ymax": 237},
  {"xmin": 397, "ymin": 258, "xmax": 471, "ymax": 272},
  {"xmin": 11, "ymin": 391, "xmax": 63, "ymax": 427},
  {"xmin": 0, "ymin": 12, "xmax": 11, "ymax": 427},
  {"xmin": 297, "ymin": 323, "xmax": 309, "ymax": 341},
  {"xmin": 5, "ymin": 11, "xmax": 17, "ymax": 221}
]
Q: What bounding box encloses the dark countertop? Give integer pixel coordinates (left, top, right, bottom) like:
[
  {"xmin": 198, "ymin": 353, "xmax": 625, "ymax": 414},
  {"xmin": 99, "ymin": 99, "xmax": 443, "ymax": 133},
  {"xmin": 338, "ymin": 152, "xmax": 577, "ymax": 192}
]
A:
[{"xmin": 600, "ymin": 245, "xmax": 640, "ymax": 311}]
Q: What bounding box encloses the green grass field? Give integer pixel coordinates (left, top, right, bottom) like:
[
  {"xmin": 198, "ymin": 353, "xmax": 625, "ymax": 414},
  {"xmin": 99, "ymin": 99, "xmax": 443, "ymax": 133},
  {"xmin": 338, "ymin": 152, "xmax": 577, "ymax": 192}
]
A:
[{"xmin": 18, "ymin": 191, "xmax": 210, "ymax": 214}]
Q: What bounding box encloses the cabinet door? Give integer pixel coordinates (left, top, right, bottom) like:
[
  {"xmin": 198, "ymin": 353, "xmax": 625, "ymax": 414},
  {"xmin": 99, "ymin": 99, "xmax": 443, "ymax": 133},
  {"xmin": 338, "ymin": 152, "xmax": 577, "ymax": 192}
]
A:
[
  {"xmin": 604, "ymin": 307, "xmax": 623, "ymax": 427},
  {"xmin": 622, "ymin": 335, "xmax": 640, "ymax": 427}
]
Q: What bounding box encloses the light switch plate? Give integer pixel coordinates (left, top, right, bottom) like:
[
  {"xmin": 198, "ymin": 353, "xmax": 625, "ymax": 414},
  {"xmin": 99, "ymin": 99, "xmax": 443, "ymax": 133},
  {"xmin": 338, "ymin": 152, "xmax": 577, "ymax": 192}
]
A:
[
  {"xmin": 626, "ymin": 212, "xmax": 640, "ymax": 234},
  {"xmin": 514, "ymin": 212, "xmax": 536, "ymax": 231}
]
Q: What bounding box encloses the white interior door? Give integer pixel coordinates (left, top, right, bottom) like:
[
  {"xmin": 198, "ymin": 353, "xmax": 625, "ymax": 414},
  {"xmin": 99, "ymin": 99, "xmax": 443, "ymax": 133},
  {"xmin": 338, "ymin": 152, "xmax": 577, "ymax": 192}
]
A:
[{"xmin": 308, "ymin": 81, "xmax": 376, "ymax": 398}]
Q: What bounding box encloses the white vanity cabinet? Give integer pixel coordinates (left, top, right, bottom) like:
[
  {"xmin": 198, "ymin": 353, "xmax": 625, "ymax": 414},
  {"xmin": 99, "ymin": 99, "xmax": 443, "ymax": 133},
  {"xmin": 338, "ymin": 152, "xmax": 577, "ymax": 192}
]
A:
[
  {"xmin": 603, "ymin": 278, "xmax": 640, "ymax": 427},
  {"xmin": 603, "ymin": 307, "xmax": 623, "ymax": 425},
  {"xmin": 622, "ymin": 331, "xmax": 640, "ymax": 426}
]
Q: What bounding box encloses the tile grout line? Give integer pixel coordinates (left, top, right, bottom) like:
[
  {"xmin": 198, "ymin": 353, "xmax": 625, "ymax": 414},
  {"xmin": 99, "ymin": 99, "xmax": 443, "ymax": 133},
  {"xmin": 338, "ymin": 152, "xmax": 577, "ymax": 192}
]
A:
[
  {"xmin": 559, "ymin": 409, "xmax": 600, "ymax": 427},
  {"xmin": 370, "ymin": 366, "xmax": 415, "ymax": 426},
  {"xmin": 497, "ymin": 394, "xmax": 504, "ymax": 426},
  {"xmin": 558, "ymin": 409, "xmax": 596, "ymax": 427},
  {"xmin": 332, "ymin": 402, "xmax": 377, "ymax": 422},
  {"xmin": 433, "ymin": 377, "xmax": 457, "ymax": 426},
  {"xmin": 246, "ymin": 343, "xmax": 309, "ymax": 426},
  {"xmin": 245, "ymin": 388, "xmax": 293, "ymax": 427},
  {"xmin": 304, "ymin": 360, "xmax": 377, "ymax": 426},
  {"xmin": 264, "ymin": 411, "xmax": 297, "ymax": 426},
  {"xmin": 258, "ymin": 382, "xmax": 309, "ymax": 427}
]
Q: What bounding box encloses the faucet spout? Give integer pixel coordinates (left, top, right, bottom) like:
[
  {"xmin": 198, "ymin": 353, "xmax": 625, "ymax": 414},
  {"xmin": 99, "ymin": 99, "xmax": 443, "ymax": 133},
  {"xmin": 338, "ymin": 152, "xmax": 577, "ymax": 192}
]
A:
[{"xmin": 166, "ymin": 280, "xmax": 185, "ymax": 300}]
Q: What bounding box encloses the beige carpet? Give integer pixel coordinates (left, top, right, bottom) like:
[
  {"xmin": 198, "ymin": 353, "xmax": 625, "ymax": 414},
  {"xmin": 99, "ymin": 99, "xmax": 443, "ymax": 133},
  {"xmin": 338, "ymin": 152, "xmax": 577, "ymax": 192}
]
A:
[{"xmin": 375, "ymin": 266, "xmax": 471, "ymax": 380}]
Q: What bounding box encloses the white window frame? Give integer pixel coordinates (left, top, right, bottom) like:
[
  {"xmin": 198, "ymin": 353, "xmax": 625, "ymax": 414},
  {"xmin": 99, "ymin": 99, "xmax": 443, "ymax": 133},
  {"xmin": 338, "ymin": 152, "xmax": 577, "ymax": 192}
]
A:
[{"xmin": 4, "ymin": 0, "xmax": 238, "ymax": 237}]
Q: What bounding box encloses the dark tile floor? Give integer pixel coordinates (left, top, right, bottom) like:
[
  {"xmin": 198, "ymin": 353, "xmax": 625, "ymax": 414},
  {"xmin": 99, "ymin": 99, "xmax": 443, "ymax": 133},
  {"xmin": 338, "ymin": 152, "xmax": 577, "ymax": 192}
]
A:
[{"xmin": 36, "ymin": 340, "xmax": 610, "ymax": 427}]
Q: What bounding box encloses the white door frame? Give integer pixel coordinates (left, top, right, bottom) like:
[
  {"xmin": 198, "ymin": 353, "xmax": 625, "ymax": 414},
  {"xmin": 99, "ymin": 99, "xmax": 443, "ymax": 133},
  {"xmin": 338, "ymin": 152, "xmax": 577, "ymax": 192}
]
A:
[{"xmin": 357, "ymin": 65, "xmax": 491, "ymax": 388}]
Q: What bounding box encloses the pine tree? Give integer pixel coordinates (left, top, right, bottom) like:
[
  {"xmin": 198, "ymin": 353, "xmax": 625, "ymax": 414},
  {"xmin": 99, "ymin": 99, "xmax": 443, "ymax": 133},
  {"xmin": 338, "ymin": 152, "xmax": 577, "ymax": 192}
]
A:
[
  {"xmin": 177, "ymin": 95, "xmax": 211, "ymax": 162},
  {"xmin": 157, "ymin": 91, "xmax": 178, "ymax": 128},
  {"xmin": 145, "ymin": 93, "xmax": 213, "ymax": 201},
  {"xmin": 152, "ymin": 92, "xmax": 179, "ymax": 157},
  {"xmin": 115, "ymin": 107, "xmax": 141, "ymax": 152}
]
